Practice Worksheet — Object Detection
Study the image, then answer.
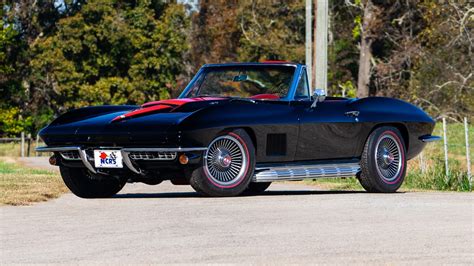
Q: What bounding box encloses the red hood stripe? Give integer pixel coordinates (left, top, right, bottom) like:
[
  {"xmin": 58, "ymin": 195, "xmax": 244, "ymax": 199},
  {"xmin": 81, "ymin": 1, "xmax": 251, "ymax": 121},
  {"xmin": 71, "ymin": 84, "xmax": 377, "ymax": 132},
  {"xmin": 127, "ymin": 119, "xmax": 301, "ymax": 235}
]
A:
[
  {"xmin": 112, "ymin": 97, "xmax": 225, "ymax": 122},
  {"xmin": 111, "ymin": 105, "xmax": 172, "ymax": 122}
]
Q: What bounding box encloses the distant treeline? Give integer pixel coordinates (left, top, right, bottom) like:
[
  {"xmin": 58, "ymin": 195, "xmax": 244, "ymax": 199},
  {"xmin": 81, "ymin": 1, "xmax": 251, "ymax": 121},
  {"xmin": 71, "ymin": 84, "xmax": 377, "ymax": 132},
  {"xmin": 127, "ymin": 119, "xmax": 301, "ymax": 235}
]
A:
[{"xmin": 1, "ymin": 0, "xmax": 472, "ymax": 136}]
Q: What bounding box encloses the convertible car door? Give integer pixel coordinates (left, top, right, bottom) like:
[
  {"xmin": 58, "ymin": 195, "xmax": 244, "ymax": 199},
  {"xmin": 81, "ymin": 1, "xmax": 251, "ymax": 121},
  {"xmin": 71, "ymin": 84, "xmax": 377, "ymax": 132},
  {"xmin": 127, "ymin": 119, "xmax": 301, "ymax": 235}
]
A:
[
  {"xmin": 291, "ymin": 70, "xmax": 363, "ymax": 161},
  {"xmin": 295, "ymin": 100, "xmax": 364, "ymax": 161}
]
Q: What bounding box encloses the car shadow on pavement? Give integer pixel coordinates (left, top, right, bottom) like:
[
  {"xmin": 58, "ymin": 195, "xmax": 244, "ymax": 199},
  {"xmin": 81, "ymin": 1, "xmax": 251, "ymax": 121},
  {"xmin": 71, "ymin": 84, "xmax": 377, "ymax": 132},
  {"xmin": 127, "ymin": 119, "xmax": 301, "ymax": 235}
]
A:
[{"xmin": 113, "ymin": 189, "xmax": 375, "ymax": 199}]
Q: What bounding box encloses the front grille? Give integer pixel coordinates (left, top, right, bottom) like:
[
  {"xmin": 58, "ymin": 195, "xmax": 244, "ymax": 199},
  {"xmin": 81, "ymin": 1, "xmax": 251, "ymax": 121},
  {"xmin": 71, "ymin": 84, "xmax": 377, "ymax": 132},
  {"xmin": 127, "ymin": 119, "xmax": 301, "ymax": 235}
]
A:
[
  {"xmin": 129, "ymin": 151, "xmax": 177, "ymax": 161},
  {"xmin": 60, "ymin": 151, "xmax": 81, "ymax": 160}
]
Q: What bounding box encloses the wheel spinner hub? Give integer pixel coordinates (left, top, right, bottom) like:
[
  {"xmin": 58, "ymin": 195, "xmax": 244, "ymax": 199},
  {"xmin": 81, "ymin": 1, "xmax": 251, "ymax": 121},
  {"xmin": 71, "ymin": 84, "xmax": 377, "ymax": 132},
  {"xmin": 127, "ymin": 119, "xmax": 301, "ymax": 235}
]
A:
[
  {"xmin": 375, "ymin": 134, "xmax": 402, "ymax": 182},
  {"xmin": 204, "ymin": 135, "xmax": 248, "ymax": 187},
  {"xmin": 381, "ymin": 148, "xmax": 395, "ymax": 167},
  {"xmin": 214, "ymin": 148, "xmax": 232, "ymax": 169}
]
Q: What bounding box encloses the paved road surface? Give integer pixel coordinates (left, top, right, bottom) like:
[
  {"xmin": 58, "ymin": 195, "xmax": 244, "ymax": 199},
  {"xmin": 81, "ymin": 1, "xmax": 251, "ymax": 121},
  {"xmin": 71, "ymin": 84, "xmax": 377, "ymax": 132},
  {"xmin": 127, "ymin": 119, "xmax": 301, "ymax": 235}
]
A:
[{"xmin": 1, "ymin": 158, "xmax": 473, "ymax": 264}]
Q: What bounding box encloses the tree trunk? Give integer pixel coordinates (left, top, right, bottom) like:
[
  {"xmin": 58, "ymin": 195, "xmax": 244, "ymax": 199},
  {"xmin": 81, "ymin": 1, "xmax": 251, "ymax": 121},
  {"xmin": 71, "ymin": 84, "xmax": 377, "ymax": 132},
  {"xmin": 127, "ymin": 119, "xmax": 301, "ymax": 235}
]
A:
[{"xmin": 357, "ymin": 0, "xmax": 375, "ymax": 98}]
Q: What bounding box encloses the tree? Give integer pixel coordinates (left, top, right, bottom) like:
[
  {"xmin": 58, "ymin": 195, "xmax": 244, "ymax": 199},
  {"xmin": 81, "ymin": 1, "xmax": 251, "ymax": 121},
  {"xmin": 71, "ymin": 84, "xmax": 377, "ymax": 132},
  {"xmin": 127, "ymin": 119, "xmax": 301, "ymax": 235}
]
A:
[
  {"xmin": 409, "ymin": 1, "xmax": 473, "ymax": 121},
  {"xmin": 238, "ymin": 0, "xmax": 305, "ymax": 62},
  {"xmin": 189, "ymin": 0, "xmax": 241, "ymax": 71},
  {"xmin": 355, "ymin": 0, "xmax": 378, "ymax": 98},
  {"xmin": 28, "ymin": 1, "xmax": 189, "ymax": 113}
]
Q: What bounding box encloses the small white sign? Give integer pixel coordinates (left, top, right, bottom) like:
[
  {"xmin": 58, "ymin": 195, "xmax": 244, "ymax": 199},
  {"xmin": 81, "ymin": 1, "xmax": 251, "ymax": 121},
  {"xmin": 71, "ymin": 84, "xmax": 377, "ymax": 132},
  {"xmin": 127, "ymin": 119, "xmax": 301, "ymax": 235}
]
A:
[{"xmin": 94, "ymin": 150, "xmax": 123, "ymax": 168}]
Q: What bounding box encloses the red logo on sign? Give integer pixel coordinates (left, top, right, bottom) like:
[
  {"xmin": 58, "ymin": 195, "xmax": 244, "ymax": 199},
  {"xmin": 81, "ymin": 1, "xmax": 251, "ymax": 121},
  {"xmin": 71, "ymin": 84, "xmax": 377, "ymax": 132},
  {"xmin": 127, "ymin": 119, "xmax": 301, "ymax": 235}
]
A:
[{"xmin": 100, "ymin": 152, "xmax": 107, "ymax": 159}]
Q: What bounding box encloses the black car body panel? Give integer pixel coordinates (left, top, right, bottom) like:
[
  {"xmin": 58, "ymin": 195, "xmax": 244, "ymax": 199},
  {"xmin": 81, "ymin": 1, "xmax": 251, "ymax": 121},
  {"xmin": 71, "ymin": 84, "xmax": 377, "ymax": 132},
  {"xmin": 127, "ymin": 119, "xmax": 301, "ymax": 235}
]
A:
[{"xmin": 38, "ymin": 62, "xmax": 437, "ymax": 181}]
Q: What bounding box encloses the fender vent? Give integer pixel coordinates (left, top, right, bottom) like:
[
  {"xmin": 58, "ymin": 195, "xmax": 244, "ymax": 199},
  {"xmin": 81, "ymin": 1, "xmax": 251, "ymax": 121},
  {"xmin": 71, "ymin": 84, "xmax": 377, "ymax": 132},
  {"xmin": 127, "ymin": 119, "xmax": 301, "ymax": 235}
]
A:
[{"xmin": 266, "ymin": 134, "xmax": 286, "ymax": 156}]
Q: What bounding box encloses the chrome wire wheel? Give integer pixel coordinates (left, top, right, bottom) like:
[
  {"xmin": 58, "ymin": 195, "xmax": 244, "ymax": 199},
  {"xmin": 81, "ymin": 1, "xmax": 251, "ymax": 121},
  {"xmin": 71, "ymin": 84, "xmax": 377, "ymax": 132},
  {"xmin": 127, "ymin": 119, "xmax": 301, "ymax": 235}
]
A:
[
  {"xmin": 204, "ymin": 135, "xmax": 248, "ymax": 188},
  {"xmin": 375, "ymin": 134, "xmax": 402, "ymax": 183}
]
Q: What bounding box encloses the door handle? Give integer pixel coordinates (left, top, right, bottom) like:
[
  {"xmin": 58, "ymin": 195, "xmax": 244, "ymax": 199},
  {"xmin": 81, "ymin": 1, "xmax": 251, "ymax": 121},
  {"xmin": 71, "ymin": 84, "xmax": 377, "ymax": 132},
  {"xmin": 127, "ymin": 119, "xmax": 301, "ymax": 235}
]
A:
[{"xmin": 345, "ymin": 111, "xmax": 360, "ymax": 117}]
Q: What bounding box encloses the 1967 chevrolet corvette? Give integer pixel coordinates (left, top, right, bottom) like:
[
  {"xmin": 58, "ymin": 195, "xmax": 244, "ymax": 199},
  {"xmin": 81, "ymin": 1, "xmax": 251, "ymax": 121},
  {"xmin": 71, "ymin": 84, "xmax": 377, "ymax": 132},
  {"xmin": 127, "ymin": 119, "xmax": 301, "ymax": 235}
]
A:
[{"xmin": 37, "ymin": 62, "xmax": 440, "ymax": 197}]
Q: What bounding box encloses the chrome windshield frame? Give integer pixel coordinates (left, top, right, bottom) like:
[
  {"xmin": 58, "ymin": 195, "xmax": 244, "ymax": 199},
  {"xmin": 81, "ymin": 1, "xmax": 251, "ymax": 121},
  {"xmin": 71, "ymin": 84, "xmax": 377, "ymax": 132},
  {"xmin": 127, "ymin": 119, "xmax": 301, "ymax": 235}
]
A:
[{"xmin": 178, "ymin": 63, "xmax": 304, "ymax": 101}]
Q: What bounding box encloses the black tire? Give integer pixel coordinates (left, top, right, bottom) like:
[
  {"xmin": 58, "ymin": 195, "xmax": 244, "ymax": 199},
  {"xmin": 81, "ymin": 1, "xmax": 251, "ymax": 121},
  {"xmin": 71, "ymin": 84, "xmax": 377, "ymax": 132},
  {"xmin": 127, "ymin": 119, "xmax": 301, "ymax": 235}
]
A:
[
  {"xmin": 242, "ymin": 182, "xmax": 272, "ymax": 195},
  {"xmin": 190, "ymin": 129, "xmax": 256, "ymax": 197},
  {"xmin": 59, "ymin": 167, "xmax": 126, "ymax": 198},
  {"xmin": 358, "ymin": 126, "xmax": 407, "ymax": 193}
]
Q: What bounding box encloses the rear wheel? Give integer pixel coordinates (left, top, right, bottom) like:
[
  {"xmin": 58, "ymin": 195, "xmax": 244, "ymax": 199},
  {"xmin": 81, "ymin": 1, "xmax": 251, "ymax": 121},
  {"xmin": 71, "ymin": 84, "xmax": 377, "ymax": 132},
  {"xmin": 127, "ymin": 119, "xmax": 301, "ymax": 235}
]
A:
[
  {"xmin": 358, "ymin": 126, "xmax": 406, "ymax": 193},
  {"xmin": 59, "ymin": 167, "xmax": 126, "ymax": 198},
  {"xmin": 190, "ymin": 129, "xmax": 255, "ymax": 197}
]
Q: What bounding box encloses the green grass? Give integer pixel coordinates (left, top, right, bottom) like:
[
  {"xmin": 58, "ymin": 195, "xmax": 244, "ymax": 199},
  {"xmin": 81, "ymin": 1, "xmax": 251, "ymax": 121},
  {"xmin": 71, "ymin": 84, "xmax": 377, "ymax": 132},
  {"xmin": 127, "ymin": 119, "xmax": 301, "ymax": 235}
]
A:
[
  {"xmin": 0, "ymin": 160, "xmax": 67, "ymax": 205},
  {"xmin": 432, "ymin": 123, "xmax": 473, "ymax": 157}
]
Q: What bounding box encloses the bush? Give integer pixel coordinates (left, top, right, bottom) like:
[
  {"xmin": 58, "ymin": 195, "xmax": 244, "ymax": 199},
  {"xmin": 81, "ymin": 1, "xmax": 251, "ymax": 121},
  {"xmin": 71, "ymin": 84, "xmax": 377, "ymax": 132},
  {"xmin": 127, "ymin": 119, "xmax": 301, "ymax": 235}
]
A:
[{"xmin": 0, "ymin": 107, "xmax": 32, "ymax": 137}]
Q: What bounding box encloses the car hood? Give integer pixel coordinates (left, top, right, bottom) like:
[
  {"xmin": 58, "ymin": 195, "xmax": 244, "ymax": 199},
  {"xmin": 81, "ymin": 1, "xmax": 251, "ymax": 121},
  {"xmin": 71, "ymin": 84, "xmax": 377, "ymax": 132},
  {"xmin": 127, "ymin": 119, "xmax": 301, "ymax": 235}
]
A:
[{"xmin": 40, "ymin": 98, "xmax": 226, "ymax": 146}]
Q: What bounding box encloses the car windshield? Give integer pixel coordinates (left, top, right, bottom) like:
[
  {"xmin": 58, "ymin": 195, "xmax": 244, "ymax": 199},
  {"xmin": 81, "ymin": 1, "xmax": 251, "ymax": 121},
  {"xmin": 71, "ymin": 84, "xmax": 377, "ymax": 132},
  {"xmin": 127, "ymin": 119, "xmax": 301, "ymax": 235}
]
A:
[{"xmin": 184, "ymin": 65, "xmax": 296, "ymax": 99}]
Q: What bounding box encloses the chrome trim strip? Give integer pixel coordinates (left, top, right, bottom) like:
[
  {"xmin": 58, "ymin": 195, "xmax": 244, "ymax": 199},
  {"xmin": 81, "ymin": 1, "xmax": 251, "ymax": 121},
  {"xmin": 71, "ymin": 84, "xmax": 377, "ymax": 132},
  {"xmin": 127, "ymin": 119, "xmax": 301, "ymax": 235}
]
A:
[
  {"xmin": 419, "ymin": 135, "xmax": 441, "ymax": 142},
  {"xmin": 78, "ymin": 149, "xmax": 97, "ymax": 174},
  {"xmin": 121, "ymin": 147, "xmax": 207, "ymax": 152},
  {"xmin": 35, "ymin": 146, "xmax": 81, "ymax": 152},
  {"xmin": 121, "ymin": 151, "xmax": 141, "ymax": 174},
  {"xmin": 59, "ymin": 151, "xmax": 81, "ymax": 160},
  {"xmin": 36, "ymin": 146, "xmax": 207, "ymax": 152},
  {"xmin": 253, "ymin": 162, "xmax": 360, "ymax": 182},
  {"xmin": 36, "ymin": 146, "xmax": 207, "ymax": 175},
  {"xmin": 36, "ymin": 146, "xmax": 97, "ymax": 173}
]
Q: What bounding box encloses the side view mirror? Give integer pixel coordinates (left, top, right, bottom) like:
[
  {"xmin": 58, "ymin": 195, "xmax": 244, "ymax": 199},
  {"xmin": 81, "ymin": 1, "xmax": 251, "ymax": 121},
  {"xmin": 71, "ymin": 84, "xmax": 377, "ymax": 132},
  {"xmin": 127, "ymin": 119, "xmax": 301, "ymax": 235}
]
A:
[{"xmin": 311, "ymin": 89, "xmax": 326, "ymax": 108}]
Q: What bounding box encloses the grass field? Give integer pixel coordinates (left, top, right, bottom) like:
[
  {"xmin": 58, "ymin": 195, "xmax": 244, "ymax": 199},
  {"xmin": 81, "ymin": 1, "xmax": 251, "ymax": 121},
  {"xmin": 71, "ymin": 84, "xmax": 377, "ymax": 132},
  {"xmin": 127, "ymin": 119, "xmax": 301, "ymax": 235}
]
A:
[
  {"xmin": 0, "ymin": 159, "xmax": 67, "ymax": 205},
  {"xmin": 0, "ymin": 140, "xmax": 48, "ymax": 157}
]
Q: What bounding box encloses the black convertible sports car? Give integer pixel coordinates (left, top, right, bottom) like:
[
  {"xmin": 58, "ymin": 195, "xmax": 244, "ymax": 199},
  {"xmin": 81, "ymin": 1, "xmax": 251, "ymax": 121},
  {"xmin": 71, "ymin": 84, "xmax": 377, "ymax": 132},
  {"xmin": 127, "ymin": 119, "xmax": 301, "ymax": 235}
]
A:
[{"xmin": 37, "ymin": 62, "xmax": 440, "ymax": 197}]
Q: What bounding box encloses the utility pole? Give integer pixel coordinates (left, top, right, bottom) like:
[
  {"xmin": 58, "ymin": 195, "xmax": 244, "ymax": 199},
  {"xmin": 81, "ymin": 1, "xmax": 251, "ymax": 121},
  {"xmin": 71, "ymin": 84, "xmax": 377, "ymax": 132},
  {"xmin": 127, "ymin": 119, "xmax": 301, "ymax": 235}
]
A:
[
  {"xmin": 314, "ymin": 0, "xmax": 328, "ymax": 92},
  {"xmin": 305, "ymin": 0, "xmax": 313, "ymax": 90}
]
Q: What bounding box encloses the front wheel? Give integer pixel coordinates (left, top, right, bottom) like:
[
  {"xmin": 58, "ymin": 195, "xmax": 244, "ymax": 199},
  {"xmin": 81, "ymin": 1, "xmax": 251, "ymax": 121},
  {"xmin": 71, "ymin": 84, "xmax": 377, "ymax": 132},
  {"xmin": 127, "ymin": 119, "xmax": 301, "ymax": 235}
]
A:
[
  {"xmin": 242, "ymin": 182, "xmax": 272, "ymax": 195},
  {"xmin": 358, "ymin": 126, "xmax": 407, "ymax": 193},
  {"xmin": 59, "ymin": 167, "xmax": 126, "ymax": 198},
  {"xmin": 189, "ymin": 129, "xmax": 255, "ymax": 197}
]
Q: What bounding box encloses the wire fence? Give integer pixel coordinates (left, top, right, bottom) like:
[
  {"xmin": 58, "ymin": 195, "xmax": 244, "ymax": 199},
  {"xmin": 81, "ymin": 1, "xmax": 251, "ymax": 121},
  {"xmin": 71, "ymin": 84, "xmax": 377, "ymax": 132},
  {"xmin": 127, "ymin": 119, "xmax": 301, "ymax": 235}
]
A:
[
  {"xmin": 0, "ymin": 133, "xmax": 47, "ymax": 157},
  {"xmin": 416, "ymin": 117, "xmax": 472, "ymax": 190}
]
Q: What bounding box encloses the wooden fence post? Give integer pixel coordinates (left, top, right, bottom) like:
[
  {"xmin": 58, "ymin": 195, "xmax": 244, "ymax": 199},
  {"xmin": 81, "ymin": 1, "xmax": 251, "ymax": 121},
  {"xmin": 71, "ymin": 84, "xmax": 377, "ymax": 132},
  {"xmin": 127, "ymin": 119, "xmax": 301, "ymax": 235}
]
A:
[
  {"xmin": 419, "ymin": 151, "xmax": 426, "ymax": 174},
  {"xmin": 27, "ymin": 133, "xmax": 31, "ymax": 157},
  {"xmin": 36, "ymin": 134, "xmax": 39, "ymax": 157},
  {"xmin": 464, "ymin": 117, "xmax": 471, "ymax": 190},
  {"xmin": 21, "ymin": 132, "xmax": 25, "ymax": 158},
  {"xmin": 442, "ymin": 118, "xmax": 449, "ymax": 180}
]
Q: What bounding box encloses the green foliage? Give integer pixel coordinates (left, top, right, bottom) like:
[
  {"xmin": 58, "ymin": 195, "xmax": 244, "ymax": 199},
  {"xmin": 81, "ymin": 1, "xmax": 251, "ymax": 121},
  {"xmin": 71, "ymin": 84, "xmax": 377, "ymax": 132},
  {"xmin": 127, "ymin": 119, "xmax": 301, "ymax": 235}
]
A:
[
  {"xmin": 29, "ymin": 1, "xmax": 189, "ymax": 112},
  {"xmin": 404, "ymin": 160, "xmax": 471, "ymax": 192},
  {"xmin": 0, "ymin": 20, "xmax": 18, "ymax": 75},
  {"xmin": 327, "ymin": 2, "xmax": 360, "ymax": 96},
  {"xmin": 0, "ymin": 107, "xmax": 33, "ymax": 136},
  {"xmin": 1, "ymin": 0, "xmax": 473, "ymax": 137},
  {"xmin": 332, "ymin": 80, "xmax": 357, "ymax": 98},
  {"xmin": 237, "ymin": 1, "xmax": 305, "ymax": 62},
  {"xmin": 352, "ymin": 15, "xmax": 362, "ymax": 39},
  {"xmin": 2, "ymin": 1, "xmax": 189, "ymax": 136},
  {"xmin": 407, "ymin": 2, "xmax": 473, "ymax": 121},
  {"xmin": 188, "ymin": 1, "xmax": 241, "ymax": 71}
]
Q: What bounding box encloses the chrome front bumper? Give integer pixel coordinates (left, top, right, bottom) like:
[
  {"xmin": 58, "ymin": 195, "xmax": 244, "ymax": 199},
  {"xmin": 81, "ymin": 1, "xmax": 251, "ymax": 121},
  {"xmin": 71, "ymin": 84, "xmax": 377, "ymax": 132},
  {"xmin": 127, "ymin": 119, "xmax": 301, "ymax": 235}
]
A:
[{"xmin": 36, "ymin": 146, "xmax": 207, "ymax": 174}]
